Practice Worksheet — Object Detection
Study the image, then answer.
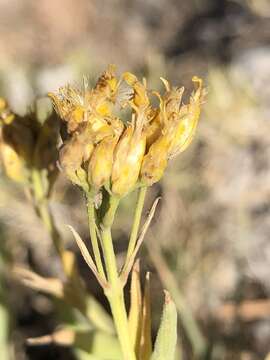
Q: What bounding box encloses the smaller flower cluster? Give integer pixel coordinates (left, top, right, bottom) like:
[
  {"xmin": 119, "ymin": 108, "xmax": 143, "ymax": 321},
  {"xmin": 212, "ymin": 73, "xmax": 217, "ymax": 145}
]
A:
[
  {"xmin": 49, "ymin": 65, "xmax": 205, "ymax": 196},
  {"xmin": 0, "ymin": 98, "xmax": 59, "ymax": 187}
]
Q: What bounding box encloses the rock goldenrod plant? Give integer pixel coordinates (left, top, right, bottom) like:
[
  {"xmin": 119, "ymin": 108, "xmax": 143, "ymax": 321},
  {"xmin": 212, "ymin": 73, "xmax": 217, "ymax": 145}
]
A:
[{"xmin": 0, "ymin": 65, "xmax": 205, "ymax": 360}]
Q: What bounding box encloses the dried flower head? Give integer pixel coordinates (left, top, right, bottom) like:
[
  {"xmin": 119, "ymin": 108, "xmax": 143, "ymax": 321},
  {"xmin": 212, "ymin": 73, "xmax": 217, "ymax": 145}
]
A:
[
  {"xmin": 48, "ymin": 65, "xmax": 119, "ymax": 134},
  {"xmin": 49, "ymin": 67, "xmax": 124, "ymax": 191},
  {"xmin": 111, "ymin": 74, "xmax": 152, "ymax": 196},
  {"xmin": 49, "ymin": 65, "xmax": 205, "ymax": 195},
  {"xmin": 140, "ymin": 76, "xmax": 206, "ymax": 186}
]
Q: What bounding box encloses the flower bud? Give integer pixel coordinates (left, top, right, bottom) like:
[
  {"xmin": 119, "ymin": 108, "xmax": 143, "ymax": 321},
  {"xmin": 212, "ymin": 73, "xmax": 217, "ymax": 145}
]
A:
[
  {"xmin": 111, "ymin": 126, "xmax": 146, "ymax": 196},
  {"xmin": 168, "ymin": 77, "xmax": 205, "ymax": 158},
  {"xmin": 140, "ymin": 135, "xmax": 169, "ymax": 186},
  {"xmin": 144, "ymin": 111, "xmax": 161, "ymax": 149},
  {"xmin": 88, "ymin": 135, "xmax": 117, "ymax": 189},
  {"xmin": 2, "ymin": 120, "xmax": 35, "ymax": 165},
  {"xmin": 0, "ymin": 141, "xmax": 28, "ymax": 182},
  {"xmin": 59, "ymin": 130, "xmax": 93, "ymax": 187}
]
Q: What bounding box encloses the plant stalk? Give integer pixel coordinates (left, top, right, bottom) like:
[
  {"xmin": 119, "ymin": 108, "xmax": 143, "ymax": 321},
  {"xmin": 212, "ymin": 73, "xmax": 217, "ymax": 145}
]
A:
[
  {"xmin": 100, "ymin": 195, "xmax": 136, "ymax": 360},
  {"xmin": 125, "ymin": 186, "xmax": 147, "ymax": 267},
  {"xmin": 31, "ymin": 169, "xmax": 115, "ymax": 334},
  {"xmin": 31, "ymin": 169, "xmax": 63, "ymax": 258},
  {"xmin": 86, "ymin": 193, "xmax": 106, "ymax": 281}
]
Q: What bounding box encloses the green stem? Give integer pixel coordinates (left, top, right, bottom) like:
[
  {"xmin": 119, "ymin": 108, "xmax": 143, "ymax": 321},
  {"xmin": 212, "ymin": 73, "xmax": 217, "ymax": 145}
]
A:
[
  {"xmin": 31, "ymin": 170, "xmax": 114, "ymax": 334},
  {"xmin": 125, "ymin": 186, "xmax": 147, "ymax": 267},
  {"xmin": 102, "ymin": 195, "xmax": 120, "ymax": 228},
  {"xmin": 101, "ymin": 227, "xmax": 119, "ymax": 284},
  {"xmin": 100, "ymin": 195, "xmax": 136, "ymax": 360},
  {"xmin": 86, "ymin": 193, "xmax": 106, "ymax": 281},
  {"xmin": 108, "ymin": 291, "xmax": 135, "ymax": 360},
  {"xmin": 31, "ymin": 169, "xmax": 63, "ymax": 257}
]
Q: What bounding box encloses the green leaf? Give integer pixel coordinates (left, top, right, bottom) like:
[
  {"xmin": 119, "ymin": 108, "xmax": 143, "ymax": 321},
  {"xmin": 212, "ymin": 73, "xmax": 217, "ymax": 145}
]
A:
[
  {"xmin": 74, "ymin": 330, "xmax": 122, "ymax": 360},
  {"xmin": 85, "ymin": 296, "xmax": 114, "ymax": 335},
  {"xmin": 151, "ymin": 291, "xmax": 177, "ymax": 360},
  {"xmin": 27, "ymin": 326, "xmax": 122, "ymax": 360}
]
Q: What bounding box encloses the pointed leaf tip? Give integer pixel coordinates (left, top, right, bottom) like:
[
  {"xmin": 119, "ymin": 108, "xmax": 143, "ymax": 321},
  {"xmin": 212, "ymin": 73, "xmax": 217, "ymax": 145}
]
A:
[
  {"xmin": 67, "ymin": 224, "xmax": 107, "ymax": 288},
  {"xmin": 151, "ymin": 291, "xmax": 177, "ymax": 360},
  {"xmin": 164, "ymin": 290, "xmax": 171, "ymax": 305}
]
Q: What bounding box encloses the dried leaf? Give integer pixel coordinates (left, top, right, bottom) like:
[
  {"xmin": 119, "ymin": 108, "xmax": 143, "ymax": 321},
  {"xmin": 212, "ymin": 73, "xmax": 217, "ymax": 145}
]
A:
[
  {"xmin": 121, "ymin": 197, "xmax": 160, "ymax": 285},
  {"xmin": 27, "ymin": 328, "xmax": 75, "ymax": 346},
  {"xmin": 139, "ymin": 272, "xmax": 152, "ymax": 360},
  {"xmin": 128, "ymin": 260, "xmax": 142, "ymax": 355},
  {"xmin": 12, "ymin": 266, "xmax": 64, "ymax": 298},
  {"xmin": 67, "ymin": 225, "xmax": 107, "ymax": 288}
]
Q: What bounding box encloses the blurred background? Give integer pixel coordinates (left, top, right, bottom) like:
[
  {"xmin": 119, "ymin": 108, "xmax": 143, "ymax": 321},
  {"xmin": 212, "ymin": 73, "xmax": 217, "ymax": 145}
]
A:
[{"xmin": 0, "ymin": 0, "xmax": 270, "ymax": 359}]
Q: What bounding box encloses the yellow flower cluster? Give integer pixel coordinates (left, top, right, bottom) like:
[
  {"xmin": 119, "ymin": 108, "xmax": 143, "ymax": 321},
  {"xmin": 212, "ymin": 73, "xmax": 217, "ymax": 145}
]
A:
[
  {"xmin": 0, "ymin": 98, "xmax": 59, "ymax": 185},
  {"xmin": 49, "ymin": 65, "xmax": 205, "ymax": 196}
]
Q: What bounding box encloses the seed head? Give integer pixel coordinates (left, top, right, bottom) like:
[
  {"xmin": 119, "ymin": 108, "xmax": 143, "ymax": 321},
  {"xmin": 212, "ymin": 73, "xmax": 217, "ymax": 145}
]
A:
[{"xmin": 48, "ymin": 65, "xmax": 120, "ymax": 134}]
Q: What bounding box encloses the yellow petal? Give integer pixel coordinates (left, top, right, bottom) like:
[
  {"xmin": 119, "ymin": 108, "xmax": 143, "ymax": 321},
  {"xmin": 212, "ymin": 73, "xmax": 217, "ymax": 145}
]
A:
[{"xmin": 123, "ymin": 72, "xmax": 150, "ymax": 108}]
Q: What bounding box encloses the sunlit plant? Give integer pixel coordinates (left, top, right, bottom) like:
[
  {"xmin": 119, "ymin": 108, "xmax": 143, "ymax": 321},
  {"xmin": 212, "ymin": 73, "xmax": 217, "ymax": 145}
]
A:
[{"xmin": 0, "ymin": 65, "xmax": 205, "ymax": 360}]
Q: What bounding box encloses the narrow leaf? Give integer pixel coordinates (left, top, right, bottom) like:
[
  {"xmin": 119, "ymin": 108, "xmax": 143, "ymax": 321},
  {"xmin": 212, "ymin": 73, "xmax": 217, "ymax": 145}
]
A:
[
  {"xmin": 139, "ymin": 272, "xmax": 152, "ymax": 360},
  {"xmin": 12, "ymin": 266, "xmax": 64, "ymax": 298},
  {"xmin": 121, "ymin": 197, "xmax": 160, "ymax": 285},
  {"xmin": 74, "ymin": 330, "xmax": 122, "ymax": 359},
  {"xmin": 128, "ymin": 260, "xmax": 142, "ymax": 355},
  {"xmin": 27, "ymin": 328, "xmax": 75, "ymax": 346},
  {"xmin": 151, "ymin": 291, "xmax": 177, "ymax": 360},
  {"xmin": 67, "ymin": 225, "xmax": 107, "ymax": 288}
]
